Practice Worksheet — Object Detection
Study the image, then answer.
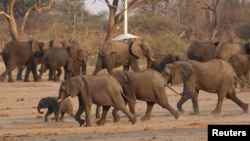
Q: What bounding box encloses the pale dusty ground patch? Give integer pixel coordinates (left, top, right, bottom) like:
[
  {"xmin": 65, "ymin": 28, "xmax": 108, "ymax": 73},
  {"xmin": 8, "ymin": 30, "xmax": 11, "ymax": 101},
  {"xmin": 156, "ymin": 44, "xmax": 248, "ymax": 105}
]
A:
[{"xmin": 0, "ymin": 63, "xmax": 249, "ymax": 141}]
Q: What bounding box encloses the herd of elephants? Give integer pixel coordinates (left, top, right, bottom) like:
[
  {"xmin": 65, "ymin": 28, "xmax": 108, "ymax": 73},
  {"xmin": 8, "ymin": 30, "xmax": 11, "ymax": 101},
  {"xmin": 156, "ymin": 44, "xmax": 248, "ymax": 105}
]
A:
[{"xmin": 0, "ymin": 38, "xmax": 249, "ymax": 127}]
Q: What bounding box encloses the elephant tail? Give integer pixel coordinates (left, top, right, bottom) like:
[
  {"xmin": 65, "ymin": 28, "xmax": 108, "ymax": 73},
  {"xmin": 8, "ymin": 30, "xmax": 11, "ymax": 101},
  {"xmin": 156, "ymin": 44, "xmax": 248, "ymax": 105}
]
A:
[
  {"xmin": 165, "ymin": 84, "xmax": 182, "ymax": 95},
  {"xmin": 0, "ymin": 51, "xmax": 2, "ymax": 56},
  {"xmin": 120, "ymin": 89, "xmax": 136, "ymax": 103}
]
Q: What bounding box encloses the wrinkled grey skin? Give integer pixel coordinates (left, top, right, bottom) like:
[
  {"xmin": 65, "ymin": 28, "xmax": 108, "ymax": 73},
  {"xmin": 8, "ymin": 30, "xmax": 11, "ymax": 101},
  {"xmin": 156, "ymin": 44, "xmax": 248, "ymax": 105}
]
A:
[
  {"xmin": 214, "ymin": 42, "xmax": 250, "ymax": 61},
  {"xmin": 92, "ymin": 39, "xmax": 154, "ymax": 75},
  {"xmin": 37, "ymin": 97, "xmax": 74, "ymax": 122},
  {"xmin": 109, "ymin": 70, "xmax": 179, "ymax": 122},
  {"xmin": 148, "ymin": 53, "xmax": 181, "ymax": 72},
  {"xmin": 57, "ymin": 75, "xmax": 136, "ymax": 127},
  {"xmin": 229, "ymin": 54, "xmax": 250, "ymax": 88},
  {"xmin": 0, "ymin": 40, "xmax": 42, "ymax": 82},
  {"xmin": 162, "ymin": 59, "xmax": 248, "ymax": 115},
  {"xmin": 187, "ymin": 40, "xmax": 220, "ymax": 62}
]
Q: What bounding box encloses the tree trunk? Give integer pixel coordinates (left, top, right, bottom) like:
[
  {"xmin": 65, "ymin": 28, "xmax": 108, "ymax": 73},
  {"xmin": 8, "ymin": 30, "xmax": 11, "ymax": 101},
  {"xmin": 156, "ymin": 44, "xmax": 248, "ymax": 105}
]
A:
[{"xmin": 4, "ymin": 0, "xmax": 19, "ymax": 41}]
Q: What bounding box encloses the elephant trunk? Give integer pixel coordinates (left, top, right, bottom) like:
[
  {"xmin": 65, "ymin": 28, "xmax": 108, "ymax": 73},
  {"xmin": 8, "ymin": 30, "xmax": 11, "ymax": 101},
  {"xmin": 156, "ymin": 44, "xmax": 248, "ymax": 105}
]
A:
[{"xmin": 37, "ymin": 106, "xmax": 44, "ymax": 114}]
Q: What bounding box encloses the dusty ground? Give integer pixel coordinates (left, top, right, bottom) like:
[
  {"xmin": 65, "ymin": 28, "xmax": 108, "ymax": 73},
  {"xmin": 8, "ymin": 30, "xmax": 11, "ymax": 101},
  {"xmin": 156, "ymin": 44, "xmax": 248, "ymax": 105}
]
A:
[{"xmin": 0, "ymin": 64, "xmax": 250, "ymax": 141}]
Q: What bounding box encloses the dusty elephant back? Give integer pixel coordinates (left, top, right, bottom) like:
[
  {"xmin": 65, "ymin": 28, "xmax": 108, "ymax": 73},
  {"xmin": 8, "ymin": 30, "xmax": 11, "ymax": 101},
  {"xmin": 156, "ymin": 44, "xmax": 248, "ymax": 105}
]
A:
[
  {"xmin": 127, "ymin": 69, "xmax": 167, "ymax": 87},
  {"xmin": 82, "ymin": 75, "xmax": 123, "ymax": 92},
  {"xmin": 187, "ymin": 40, "xmax": 218, "ymax": 62},
  {"xmin": 99, "ymin": 41, "xmax": 128, "ymax": 55},
  {"xmin": 213, "ymin": 43, "xmax": 247, "ymax": 61},
  {"xmin": 188, "ymin": 59, "xmax": 236, "ymax": 82}
]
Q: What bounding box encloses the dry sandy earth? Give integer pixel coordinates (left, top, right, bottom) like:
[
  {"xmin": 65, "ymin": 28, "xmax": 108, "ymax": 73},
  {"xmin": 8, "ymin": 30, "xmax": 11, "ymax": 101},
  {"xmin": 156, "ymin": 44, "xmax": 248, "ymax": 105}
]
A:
[{"xmin": 0, "ymin": 64, "xmax": 250, "ymax": 141}]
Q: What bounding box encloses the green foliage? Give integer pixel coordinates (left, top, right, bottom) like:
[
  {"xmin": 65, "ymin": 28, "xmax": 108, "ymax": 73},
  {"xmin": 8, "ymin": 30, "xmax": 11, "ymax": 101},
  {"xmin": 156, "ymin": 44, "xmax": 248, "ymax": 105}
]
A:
[
  {"xmin": 147, "ymin": 35, "xmax": 188, "ymax": 59},
  {"xmin": 236, "ymin": 23, "xmax": 250, "ymax": 41},
  {"xmin": 130, "ymin": 15, "xmax": 185, "ymax": 34}
]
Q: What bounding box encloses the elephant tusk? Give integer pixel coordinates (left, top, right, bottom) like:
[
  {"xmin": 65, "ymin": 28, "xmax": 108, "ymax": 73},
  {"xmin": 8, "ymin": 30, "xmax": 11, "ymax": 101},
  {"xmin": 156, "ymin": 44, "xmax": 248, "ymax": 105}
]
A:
[
  {"xmin": 57, "ymin": 98, "xmax": 62, "ymax": 102},
  {"xmin": 149, "ymin": 56, "xmax": 156, "ymax": 61}
]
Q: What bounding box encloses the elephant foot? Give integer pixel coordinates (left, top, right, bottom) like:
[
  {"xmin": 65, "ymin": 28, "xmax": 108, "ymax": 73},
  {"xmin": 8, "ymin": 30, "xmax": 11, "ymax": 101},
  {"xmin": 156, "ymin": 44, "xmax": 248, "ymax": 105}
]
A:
[
  {"xmin": 211, "ymin": 110, "xmax": 220, "ymax": 115},
  {"xmin": 141, "ymin": 116, "xmax": 150, "ymax": 121},
  {"xmin": 0, "ymin": 76, "xmax": 4, "ymax": 82},
  {"xmin": 96, "ymin": 119, "xmax": 106, "ymax": 126},
  {"xmin": 8, "ymin": 79, "xmax": 14, "ymax": 82},
  {"xmin": 113, "ymin": 113, "xmax": 121, "ymax": 122},
  {"xmin": 23, "ymin": 79, "xmax": 30, "ymax": 82},
  {"xmin": 243, "ymin": 104, "xmax": 248, "ymax": 113},
  {"xmin": 190, "ymin": 112, "xmax": 200, "ymax": 116},
  {"xmin": 78, "ymin": 119, "xmax": 85, "ymax": 126},
  {"xmin": 84, "ymin": 122, "xmax": 92, "ymax": 127},
  {"xmin": 130, "ymin": 116, "xmax": 137, "ymax": 125},
  {"xmin": 178, "ymin": 109, "xmax": 185, "ymax": 114},
  {"xmin": 173, "ymin": 111, "xmax": 180, "ymax": 119}
]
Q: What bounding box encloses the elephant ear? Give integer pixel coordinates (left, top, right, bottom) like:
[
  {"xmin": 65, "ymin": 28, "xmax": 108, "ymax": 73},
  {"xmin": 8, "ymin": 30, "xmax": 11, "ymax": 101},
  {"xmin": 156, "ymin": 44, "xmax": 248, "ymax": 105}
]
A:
[
  {"xmin": 171, "ymin": 62, "xmax": 193, "ymax": 85},
  {"xmin": 77, "ymin": 49, "xmax": 88, "ymax": 63},
  {"xmin": 130, "ymin": 40, "xmax": 144, "ymax": 59},
  {"xmin": 68, "ymin": 46, "xmax": 78, "ymax": 60},
  {"xmin": 180, "ymin": 62, "xmax": 193, "ymax": 82}
]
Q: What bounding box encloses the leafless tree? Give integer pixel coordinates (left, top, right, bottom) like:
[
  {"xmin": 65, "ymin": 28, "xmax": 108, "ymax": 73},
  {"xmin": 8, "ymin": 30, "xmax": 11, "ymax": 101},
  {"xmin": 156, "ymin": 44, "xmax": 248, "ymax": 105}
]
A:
[{"xmin": 0, "ymin": 0, "xmax": 54, "ymax": 41}]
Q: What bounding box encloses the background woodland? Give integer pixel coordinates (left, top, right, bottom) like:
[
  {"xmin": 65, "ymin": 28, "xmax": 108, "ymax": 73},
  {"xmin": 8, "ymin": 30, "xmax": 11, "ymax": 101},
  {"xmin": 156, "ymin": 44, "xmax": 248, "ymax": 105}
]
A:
[{"xmin": 0, "ymin": 0, "xmax": 250, "ymax": 65}]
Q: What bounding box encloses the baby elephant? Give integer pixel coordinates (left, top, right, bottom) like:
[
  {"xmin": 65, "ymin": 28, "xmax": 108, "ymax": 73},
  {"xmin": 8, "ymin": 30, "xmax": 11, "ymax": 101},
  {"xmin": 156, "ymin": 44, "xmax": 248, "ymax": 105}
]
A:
[{"xmin": 37, "ymin": 96, "xmax": 74, "ymax": 122}]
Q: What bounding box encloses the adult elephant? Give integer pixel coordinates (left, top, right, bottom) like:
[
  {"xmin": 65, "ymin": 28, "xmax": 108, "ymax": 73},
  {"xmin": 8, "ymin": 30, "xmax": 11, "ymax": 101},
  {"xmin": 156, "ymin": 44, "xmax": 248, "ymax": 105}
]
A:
[
  {"xmin": 38, "ymin": 45, "xmax": 88, "ymax": 82},
  {"xmin": 162, "ymin": 59, "xmax": 248, "ymax": 115},
  {"xmin": 57, "ymin": 75, "xmax": 137, "ymax": 127},
  {"xmin": 187, "ymin": 40, "xmax": 220, "ymax": 62},
  {"xmin": 92, "ymin": 39, "xmax": 154, "ymax": 75},
  {"xmin": 148, "ymin": 53, "xmax": 181, "ymax": 72},
  {"xmin": 24, "ymin": 39, "xmax": 76, "ymax": 81},
  {"xmin": 110, "ymin": 69, "xmax": 179, "ymax": 122},
  {"xmin": 229, "ymin": 54, "xmax": 250, "ymax": 88},
  {"xmin": 214, "ymin": 42, "xmax": 250, "ymax": 61},
  {"xmin": 0, "ymin": 40, "xmax": 42, "ymax": 82}
]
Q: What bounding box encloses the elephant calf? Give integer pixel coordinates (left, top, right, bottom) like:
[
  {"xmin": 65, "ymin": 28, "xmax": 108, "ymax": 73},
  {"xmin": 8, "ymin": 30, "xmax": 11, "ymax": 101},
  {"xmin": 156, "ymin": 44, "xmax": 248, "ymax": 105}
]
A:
[{"xmin": 37, "ymin": 96, "xmax": 74, "ymax": 122}]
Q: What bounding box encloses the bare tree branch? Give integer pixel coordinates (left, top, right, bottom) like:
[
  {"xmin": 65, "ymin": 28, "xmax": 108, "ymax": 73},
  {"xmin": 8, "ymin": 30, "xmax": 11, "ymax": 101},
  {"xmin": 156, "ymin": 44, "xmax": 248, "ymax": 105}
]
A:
[{"xmin": 0, "ymin": 11, "xmax": 10, "ymax": 18}]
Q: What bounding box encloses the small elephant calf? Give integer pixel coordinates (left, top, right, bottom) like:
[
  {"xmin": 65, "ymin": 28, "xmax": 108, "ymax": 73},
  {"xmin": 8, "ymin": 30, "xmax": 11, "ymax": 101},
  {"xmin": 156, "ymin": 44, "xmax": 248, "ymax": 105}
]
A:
[{"xmin": 37, "ymin": 96, "xmax": 74, "ymax": 122}]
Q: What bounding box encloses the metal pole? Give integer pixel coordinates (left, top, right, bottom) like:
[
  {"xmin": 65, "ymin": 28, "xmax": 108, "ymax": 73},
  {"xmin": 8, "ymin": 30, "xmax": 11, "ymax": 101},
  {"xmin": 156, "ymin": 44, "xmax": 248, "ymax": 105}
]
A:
[{"xmin": 124, "ymin": 0, "xmax": 128, "ymax": 34}]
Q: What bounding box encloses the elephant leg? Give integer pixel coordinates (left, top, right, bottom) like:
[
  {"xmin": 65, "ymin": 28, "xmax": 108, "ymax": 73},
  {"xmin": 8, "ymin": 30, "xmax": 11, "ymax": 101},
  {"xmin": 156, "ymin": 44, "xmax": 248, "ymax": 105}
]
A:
[
  {"xmin": 177, "ymin": 92, "xmax": 193, "ymax": 113},
  {"xmin": 212, "ymin": 91, "xmax": 226, "ymax": 115},
  {"xmin": 96, "ymin": 106, "xmax": 110, "ymax": 126},
  {"xmin": 16, "ymin": 67, "xmax": 25, "ymax": 80},
  {"xmin": 156, "ymin": 93, "xmax": 180, "ymax": 119},
  {"xmin": 141, "ymin": 101, "xmax": 155, "ymax": 121},
  {"xmin": 92, "ymin": 57, "xmax": 103, "ymax": 75},
  {"xmin": 95, "ymin": 105, "xmax": 101, "ymax": 119},
  {"xmin": 0, "ymin": 65, "xmax": 16, "ymax": 82},
  {"xmin": 8, "ymin": 71, "xmax": 14, "ymax": 82},
  {"xmin": 84, "ymin": 102, "xmax": 92, "ymax": 127},
  {"xmin": 45, "ymin": 109, "xmax": 53, "ymax": 122},
  {"xmin": 75, "ymin": 104, "xmax": 85, "ymax": 126},
  {"xmin": 59, "ymin": 112, "xmax": 65, "ymax": 122},
  {"xmin": 123, "ymin": 65, "xmax": 130, "ymax": 71},
  {"xmin": 226, "ymin": 90, "xmax": 248, "ymax": 113},
  {"xmin": 52, "ymin": 68, "xmax": 59, "ymax": 82},
  {"xmin": 37, "ymin": 64, "xmax": 46, "ymax": 81},
  {"xmin": 191, "ymin": 92, "xmax": 199, "ymax": 115},
  {"xmin": 115, "ymin": 104, "xmax": 136, "ymax": 124},
  {"xmin": 23, "ymin": 66, "xmax": 31, "ymax": 82},
  {"xmin": 112, "ymin": 108, "xmax": 121, "ymax": 122},
  {"xmin": 106, "ymin": 66, "xmax": 114, "ymax": 74},
  {"xmin": 57, "ymin": 68, "xmax": 62, "ymax": 80}
]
